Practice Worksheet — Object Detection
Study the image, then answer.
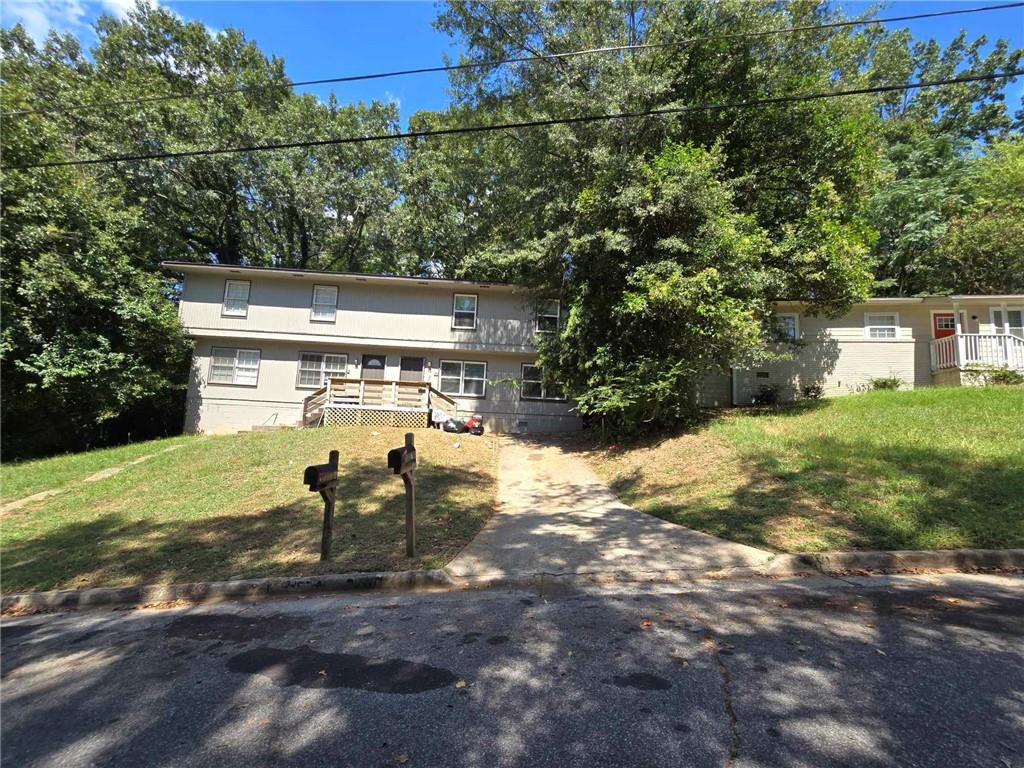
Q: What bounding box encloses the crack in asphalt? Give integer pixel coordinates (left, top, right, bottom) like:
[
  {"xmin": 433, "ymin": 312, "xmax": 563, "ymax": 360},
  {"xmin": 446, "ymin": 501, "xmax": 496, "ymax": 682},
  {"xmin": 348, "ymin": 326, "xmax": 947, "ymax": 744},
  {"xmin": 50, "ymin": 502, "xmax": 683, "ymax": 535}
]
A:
[{"xmin": 677, "ymin": 603, "xmax": 741, "ymax": 768}]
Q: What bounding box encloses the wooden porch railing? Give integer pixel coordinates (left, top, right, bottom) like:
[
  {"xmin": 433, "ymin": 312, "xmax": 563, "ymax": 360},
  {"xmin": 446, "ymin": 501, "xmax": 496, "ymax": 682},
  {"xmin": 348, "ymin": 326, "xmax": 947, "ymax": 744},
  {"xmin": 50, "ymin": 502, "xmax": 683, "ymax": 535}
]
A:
[
  {"xmin": 929, "ymin": 333, "xmax": 1024, "ymax": 372},
  {"xmin": 302, "ymin": 377, "xmax": 458, "ymax": 427}
]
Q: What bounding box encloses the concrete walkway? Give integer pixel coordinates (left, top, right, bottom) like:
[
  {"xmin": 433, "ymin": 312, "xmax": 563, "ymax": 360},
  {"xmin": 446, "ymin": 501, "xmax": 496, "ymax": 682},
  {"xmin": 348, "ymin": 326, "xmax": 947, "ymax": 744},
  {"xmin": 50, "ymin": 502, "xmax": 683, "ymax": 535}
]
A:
[{"xmin": 447, "ymin": 436, "xmax": 773, "ymax": 583}]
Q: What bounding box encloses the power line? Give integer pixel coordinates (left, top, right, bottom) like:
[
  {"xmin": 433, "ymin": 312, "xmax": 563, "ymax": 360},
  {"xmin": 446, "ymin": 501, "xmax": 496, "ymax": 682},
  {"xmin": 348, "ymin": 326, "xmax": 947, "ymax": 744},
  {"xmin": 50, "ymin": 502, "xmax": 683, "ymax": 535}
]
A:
[
  {"xmin": 4, "ymin": 1, "xmax": 1023, "ymax": 118},
  {"xmin": 8, "ymin": 70, "xmax": 1022, "ymax": 171}
]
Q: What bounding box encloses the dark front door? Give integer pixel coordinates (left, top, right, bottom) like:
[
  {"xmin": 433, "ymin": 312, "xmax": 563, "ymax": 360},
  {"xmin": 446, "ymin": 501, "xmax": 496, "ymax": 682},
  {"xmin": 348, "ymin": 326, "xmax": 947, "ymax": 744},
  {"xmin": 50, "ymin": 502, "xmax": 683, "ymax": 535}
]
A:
[
  {"xmin": 361, "ymin": 354, "xmax": 387, "ymax": 380},
  {"xmin": 400, "ymin": 357, "xmax": 425, "ymax": 382}
]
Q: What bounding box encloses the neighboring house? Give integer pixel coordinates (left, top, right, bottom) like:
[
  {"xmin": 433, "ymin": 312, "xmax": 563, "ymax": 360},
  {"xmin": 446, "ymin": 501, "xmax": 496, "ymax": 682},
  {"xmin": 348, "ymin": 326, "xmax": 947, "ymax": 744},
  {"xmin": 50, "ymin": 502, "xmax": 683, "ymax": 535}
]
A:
[
  {"xmin": 165, "ymin": 261, "xmax": 1024, "ymax": 433},
  {"xmin": 723, "ymin": 294, "xmax": 1024, "ymax": 405}
]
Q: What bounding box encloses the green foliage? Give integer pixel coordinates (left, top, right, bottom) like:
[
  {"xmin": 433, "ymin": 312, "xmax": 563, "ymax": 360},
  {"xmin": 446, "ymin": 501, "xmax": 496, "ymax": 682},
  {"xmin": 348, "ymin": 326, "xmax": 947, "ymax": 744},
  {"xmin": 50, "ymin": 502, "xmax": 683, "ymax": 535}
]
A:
[
  {"xmin": 963, "ymin": 365, "xmax": 1024, "ymax": 387},
  {"xmin": 869, "ymin": 375, "xmax": 903, "ymax": 390},
  {"xmin": 922, "ymin": 137, "xmax": 1024, "ymax": 294},
  {"xmin": 754, "ymin": 383, "xmax": 782, "ymax": 406},
  {"xmin": 800, "ymin": 382, "xmax": 825, "ymax": 400},
  {"xmin": 1, "ymin": 6, "xmax": 407, "ymax": 456}
]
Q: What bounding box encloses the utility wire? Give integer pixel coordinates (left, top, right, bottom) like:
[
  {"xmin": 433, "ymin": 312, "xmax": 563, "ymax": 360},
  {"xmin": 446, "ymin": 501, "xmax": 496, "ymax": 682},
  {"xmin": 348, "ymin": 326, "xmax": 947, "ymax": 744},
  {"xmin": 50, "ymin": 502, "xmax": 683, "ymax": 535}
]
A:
[
  {"xmin": 4, "ymin": 1, "xmax": 1023, "ymax": 118},
  {"xmin": 7, "ymin": 70, "xmax": 1022, "ymax": 171}
]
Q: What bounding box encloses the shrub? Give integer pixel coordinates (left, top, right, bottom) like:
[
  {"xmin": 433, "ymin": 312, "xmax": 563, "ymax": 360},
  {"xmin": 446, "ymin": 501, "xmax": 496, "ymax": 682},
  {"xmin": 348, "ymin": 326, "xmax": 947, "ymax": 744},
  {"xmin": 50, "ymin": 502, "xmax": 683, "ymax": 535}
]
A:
[
  {"xmin": 754, "ymin": 383, "xmax": 781, "ymax": 405},
  {"xmin": 800, "ymin": 382, "xmax": 825, "ymax": 400},
  {"xmin": 964, "ymin": 365, "xmax": 1024, "ymax": 386},
  {"xmin": 869, "ymin": 375, "xmax": 903, "ymax": 390},
  {"xmin": 988, "ymin": 368, "xmax": 1024, "ymax": 386}
]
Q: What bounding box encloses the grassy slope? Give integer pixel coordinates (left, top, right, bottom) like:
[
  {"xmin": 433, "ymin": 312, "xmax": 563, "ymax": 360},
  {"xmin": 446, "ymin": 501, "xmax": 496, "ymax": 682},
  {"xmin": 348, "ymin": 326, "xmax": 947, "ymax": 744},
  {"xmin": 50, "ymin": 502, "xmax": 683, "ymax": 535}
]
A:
[
  {"xmin": 1, "ymin": 427, "xmax": 498, "ymax": 592},
  {"xmin": 580, "ymin": 388, "xmax": 1024, "ymax": 552},
  {"xmin": 1, "ymin": 435, "xmax": 193, "ymax": 503}
]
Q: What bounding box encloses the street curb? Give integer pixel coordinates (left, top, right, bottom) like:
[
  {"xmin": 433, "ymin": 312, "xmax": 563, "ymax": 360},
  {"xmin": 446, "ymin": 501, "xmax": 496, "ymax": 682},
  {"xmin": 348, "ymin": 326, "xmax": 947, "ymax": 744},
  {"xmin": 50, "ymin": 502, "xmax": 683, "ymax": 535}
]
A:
[
  {"xmin": 446, "ymin": 548, "xmax": 1024, "ymax": 591},
  {"xmin": 0, "ymin": 570, "xmax": 455, "ymax": 614},
  {"xmin": 761, "ymin": 548, "xmax": 1024, "ymax": 577},
  {"xmin": 5, "ymin": 549, "xmax": 1020, "ymax": 613}
]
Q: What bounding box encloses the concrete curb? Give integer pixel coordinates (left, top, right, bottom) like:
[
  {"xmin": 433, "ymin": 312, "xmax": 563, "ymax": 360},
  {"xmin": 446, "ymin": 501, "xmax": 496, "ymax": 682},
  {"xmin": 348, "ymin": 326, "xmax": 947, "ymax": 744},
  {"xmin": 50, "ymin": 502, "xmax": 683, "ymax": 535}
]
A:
[
  {"xmin": 4, "ymin": 549, "xmax": 1020, "ymax": 613},
  {"xmin": 447, "ymin": 548, "xmax": 1024, "ymax": 591},
  {"xmin": 761, "ymin": 548, "xmax": 1024, "ymax": 577},
  {"xmin": 0, "ymin": 570, "xmax": 455, "ymax": 614}
]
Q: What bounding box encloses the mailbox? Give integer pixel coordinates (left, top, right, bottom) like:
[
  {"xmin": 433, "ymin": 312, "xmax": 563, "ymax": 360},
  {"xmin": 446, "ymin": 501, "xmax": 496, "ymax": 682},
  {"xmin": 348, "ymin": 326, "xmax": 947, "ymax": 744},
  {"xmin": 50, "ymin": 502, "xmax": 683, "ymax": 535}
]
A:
[
  {"xmin": 387, "ymin": 446, "xmax": 416, "ymax": 476},
  {"xmin": 304, "ymin": 449, "xmax": 340, "ymax": 561},
  {"xmin": 304, "ymin": 462, "xmax": 338, "ymax": 491}
]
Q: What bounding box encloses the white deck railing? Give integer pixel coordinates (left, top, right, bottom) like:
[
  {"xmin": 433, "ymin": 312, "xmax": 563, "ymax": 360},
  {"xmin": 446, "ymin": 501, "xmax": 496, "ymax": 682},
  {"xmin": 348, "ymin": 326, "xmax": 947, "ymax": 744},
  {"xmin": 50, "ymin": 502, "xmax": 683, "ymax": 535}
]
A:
[
  {"xmin": 301, "ymin": 377, "xmax": 459, "ymax": 427},
  {"xmin": 929, "ymin": 333, "xmax": 1024, "ymax": 372}
]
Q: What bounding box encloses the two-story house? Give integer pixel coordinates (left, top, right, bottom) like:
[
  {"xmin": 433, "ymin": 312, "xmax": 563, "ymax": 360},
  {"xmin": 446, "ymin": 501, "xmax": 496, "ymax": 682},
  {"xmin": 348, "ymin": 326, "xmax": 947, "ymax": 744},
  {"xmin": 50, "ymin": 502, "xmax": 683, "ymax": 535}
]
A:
[
  {"xmin": 167, "ymin": 262, "xmax": 578, "ymax": 434},
  {"xmin": 167, "ymin": 261, "xmax": 1024, "ymax": 435}
]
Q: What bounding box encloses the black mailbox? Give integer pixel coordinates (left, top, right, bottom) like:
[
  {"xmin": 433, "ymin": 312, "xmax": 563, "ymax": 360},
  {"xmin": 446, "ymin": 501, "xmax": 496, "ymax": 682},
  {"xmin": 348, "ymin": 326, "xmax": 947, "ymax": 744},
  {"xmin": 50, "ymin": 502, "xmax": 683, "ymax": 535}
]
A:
[
  {"xmin": 387, "ymin": 446, "xmax": 416, "ymax": 476},
  {"xmin": 304, "ymin": 449, "xmax": 339, "ymax": 491}
]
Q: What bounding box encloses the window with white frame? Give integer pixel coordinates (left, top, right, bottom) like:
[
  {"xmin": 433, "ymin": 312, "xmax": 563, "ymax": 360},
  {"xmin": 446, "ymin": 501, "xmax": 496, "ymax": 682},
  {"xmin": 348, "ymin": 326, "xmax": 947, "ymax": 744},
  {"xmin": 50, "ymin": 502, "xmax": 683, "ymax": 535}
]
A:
[
  {"xmin": 935, "ymin": 315, "xmax": 957, "ymax": 331},
  {"xmin": 439, "ymin": 360, "xmax": 487, "ymax": 396},
  {"xmin": 864, "ymin": 312, "xmax": 899, "ymax": 339},
  {"xmin": 209, "ymin": 347, "xmax": 260, "ymax": 386},
  {"xmin": 521, "ymin": 364, "xmax": 565, "ymax": 400},
  {"xmin": 310, "ymin": 285, "xmax": 338, "ymax": 323},
  {"xmin": 536, "ymin": 300, "xmax": 561, "ymax": 334},
  {"xmin": 222, "ymin": 280, "xmax": 251, "ymax": 317},
  {"xmin": 774, "ymin": 313, "xmax": 800, "ymax": 341},
  {"xmin": 992, "ymin": 308, "xmax": 1024, "ymax": 339},
  {"xmin": 297, "ymin": 352, "xmax": 347, "ymax": 388},
  {"xmin": 452, "ymin": 293, "xmax": 478, "ymax": 329}
]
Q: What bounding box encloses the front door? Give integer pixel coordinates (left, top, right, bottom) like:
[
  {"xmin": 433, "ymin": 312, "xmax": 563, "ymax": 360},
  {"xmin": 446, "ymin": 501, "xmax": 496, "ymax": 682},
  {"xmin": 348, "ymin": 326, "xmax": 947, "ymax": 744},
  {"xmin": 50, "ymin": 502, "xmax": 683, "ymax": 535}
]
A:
[
  {"xmin": 400, "ymin": 357, "xmax": 425, "ymax": 382},
  {"xmin": 932, "ymin": 312, "xmax": 958, "ymax": 339},
  {"xmin": 360, "ymin": 354, "xmax": 387, "ymax": 380}
]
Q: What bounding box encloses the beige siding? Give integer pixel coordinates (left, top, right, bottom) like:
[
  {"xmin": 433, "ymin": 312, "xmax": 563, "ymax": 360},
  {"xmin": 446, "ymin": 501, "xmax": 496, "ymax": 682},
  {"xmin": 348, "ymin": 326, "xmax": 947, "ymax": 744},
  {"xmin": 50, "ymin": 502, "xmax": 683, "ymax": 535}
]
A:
[
  {"xmin": 733, "ymin": 302, "xmax": 953, "ymax": 404},
  {"xmin": 179, "ymin": 272, "xmax": 539, "ymax": 353},
  {"xmin": 185, "ymin": 339, "xmax": 578, "ymax": 435}
]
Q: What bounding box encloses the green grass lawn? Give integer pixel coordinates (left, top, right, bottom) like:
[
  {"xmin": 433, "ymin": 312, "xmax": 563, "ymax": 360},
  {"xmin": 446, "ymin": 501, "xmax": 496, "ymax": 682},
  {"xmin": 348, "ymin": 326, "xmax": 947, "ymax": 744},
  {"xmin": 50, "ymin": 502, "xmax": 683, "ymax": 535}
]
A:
[
  {"xmin": 1, "ymin": 427, "xmax": 498, "ymax": 593},
  {"xmin": 578, "ymin": 387, "xmax": 1024, "ymax": 553},
  {"xmin": 1, "ymin": 435, "xmax": 194, "ymax": 504}
]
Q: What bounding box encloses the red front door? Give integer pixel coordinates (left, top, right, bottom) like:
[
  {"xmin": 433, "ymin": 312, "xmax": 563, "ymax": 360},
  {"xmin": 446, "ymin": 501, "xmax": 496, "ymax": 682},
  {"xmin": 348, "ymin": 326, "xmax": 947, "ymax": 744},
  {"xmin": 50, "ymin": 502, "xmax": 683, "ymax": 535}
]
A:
[{"xmin": 933, "ymin": 312, "xmax": 957, "ymax": 339}]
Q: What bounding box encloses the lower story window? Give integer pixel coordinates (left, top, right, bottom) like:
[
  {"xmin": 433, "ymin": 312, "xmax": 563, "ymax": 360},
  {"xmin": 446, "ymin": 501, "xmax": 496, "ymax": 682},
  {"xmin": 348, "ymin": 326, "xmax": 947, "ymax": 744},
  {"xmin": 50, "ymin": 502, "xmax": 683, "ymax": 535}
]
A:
[
  {"xmin": 865, "ymin": 312, "xmax": 899, "ymax": 339},
  {"xmin": 439, "ymin": 360, "xmax": 487, "ymax": 397},
  {"xmin": 521, "ymin": 364, "xmax": 565, "ymax": 400},
  {"xmin": 210, "ymin": 347, "xmax": 260, "ymax": 386},
  {"xmin": 297, "ymin": 352, "xmax": 347, "ymax": 388}
]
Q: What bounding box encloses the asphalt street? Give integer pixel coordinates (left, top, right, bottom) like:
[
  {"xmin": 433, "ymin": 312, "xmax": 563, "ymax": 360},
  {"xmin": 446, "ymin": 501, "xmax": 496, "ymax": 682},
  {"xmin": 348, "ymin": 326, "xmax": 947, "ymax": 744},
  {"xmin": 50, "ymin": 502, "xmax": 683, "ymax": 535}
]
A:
[{"xmin": 2, "ymin": 573, "xmax": 1022, "ymax": 768}]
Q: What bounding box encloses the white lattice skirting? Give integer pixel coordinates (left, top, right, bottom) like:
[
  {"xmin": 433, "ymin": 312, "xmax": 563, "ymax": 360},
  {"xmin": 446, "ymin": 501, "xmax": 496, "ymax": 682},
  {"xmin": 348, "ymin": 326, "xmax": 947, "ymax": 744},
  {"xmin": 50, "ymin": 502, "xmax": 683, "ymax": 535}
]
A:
[{"xmin": 321, "ymin": 408, "xmax": 429, "ymax": 429}]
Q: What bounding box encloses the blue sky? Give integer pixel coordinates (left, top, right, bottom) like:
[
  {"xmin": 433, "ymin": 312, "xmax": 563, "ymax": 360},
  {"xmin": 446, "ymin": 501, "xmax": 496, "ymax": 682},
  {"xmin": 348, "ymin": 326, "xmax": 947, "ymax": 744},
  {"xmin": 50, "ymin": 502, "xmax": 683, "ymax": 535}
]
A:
[{"xmin": 4, "ymin": 1, "xmax": 1022, "ymax": 123}]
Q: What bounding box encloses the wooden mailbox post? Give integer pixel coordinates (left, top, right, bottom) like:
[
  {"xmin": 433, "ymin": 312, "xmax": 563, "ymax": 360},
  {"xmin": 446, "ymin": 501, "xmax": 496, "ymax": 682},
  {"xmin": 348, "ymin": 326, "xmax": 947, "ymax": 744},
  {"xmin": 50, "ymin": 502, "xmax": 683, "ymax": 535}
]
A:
[
  {"xmin": 387, "ymin": 432, "xmax": 417, "ymax": 557},
  {"xmin": 303, "ymin": 449, "xmax": 339, "ymax": 561}
]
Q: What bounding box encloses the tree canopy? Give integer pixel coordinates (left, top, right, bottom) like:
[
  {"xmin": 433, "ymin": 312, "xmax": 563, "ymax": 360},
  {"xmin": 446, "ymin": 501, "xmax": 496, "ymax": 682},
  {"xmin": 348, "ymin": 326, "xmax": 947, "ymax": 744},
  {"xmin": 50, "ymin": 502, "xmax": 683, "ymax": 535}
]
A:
[{"xmin": 2, "ymin": 0, "xmax": 1022, "ymax": 453}]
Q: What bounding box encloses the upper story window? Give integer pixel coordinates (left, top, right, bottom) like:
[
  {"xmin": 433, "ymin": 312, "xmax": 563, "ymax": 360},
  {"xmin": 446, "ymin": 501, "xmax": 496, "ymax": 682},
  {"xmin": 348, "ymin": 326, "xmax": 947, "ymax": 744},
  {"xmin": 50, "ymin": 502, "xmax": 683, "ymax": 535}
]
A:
[
  {"xmin": 209, "ymin": 347, "xmax": 260, "ymax": 386},
  {"xmin": 222, "ymin": 280, "xmax": 250, "ymax": 318},
  {"xmin": 297, "ymin": 352, "xmax": 347, "ymax": 388},
  {"xmin": 536, "ymin": 300, "xmax": 561, "ymax": 334},
  {"xmin": 521, "ymin": 364, "xmax": 566, "ymax": 400},
  {"xmin": 452, "ymin": 293, "xmax": 478, "ymax": 330},
  {"xmin": 774, "ymin": 313, "xmax": 800, "ymax": 341},
  {"xmin": 864, "ymin": 312, "xmax": 899, "ymax": 339},
  {"xmin": 439, "ymin": 360, "xmax": 486, "ymax": 397},
  {"xmin": 310, "ymin": 285, "xmax": 339, "ymax": 323}
]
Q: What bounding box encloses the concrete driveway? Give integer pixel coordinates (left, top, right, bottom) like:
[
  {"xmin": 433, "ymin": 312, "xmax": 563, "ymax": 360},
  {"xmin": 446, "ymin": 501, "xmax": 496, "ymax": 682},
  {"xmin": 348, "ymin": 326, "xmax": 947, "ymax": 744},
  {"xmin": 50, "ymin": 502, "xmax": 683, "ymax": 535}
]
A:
[{"xmin": 447, "ymin": 436, "xmax": 772, "ymax": 583}]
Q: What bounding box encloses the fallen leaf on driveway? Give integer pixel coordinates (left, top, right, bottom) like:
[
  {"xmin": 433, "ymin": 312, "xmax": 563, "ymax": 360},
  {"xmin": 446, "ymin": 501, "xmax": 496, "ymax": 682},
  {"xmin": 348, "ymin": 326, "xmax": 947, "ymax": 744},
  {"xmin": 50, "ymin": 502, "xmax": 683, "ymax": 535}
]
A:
[
  {"xmin": 641, "ymin": 619, "xmax": 653, "ymax": 628},
  {"xmin": 454, "ymin": 680, "xmax": 468, "ymax": 689}
]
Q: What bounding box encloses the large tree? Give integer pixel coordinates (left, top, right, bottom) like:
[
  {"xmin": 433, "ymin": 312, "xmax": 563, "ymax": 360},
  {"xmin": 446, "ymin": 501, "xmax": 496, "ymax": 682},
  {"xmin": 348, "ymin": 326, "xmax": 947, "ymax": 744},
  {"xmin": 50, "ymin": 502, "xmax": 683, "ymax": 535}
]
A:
[
  {"xmin": 414, "ymin": 0, "xmax": 882, "ymax": 430},
  {"xmin": 0, "ymin": 5, "xmax": 406, "ymax": 456}
]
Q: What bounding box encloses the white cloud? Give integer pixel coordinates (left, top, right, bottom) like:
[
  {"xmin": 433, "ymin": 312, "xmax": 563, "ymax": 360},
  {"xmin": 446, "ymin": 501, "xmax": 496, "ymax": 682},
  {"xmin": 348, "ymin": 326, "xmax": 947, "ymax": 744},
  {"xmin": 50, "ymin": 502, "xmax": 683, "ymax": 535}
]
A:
[
  {"xmin": 2, "ymin": 0, "xmax": 157, "ymax": 43},
  {"xmin": 99, "ymin": 0, "xmax": 136, "ymax": 17},
  {"xmin": 3, "ymin": 0, "xmax": 89, "ymax": 41}
]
